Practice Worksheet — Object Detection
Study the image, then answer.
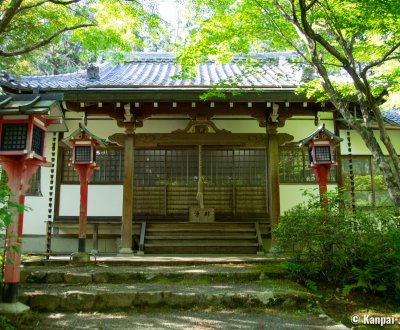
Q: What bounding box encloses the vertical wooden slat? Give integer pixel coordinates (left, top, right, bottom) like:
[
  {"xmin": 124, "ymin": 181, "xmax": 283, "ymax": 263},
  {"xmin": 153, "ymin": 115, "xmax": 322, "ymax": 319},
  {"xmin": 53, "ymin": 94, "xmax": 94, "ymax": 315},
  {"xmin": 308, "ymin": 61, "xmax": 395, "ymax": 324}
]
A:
[
  {"xmin": 232, "ymin": 184, "xmax": 236, "ymax": 216},
  {"xmin": 164, "ymin": 185, "xmax": 167, "ymax": 216}
]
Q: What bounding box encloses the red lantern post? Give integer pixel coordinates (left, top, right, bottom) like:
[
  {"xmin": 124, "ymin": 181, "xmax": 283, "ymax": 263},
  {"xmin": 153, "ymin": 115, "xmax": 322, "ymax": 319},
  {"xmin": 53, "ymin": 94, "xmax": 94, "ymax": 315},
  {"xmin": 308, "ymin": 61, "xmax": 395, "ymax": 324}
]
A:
[
  {"xmin": 0, "ymin": 94, "xmax": 66, "ymax": 303},
  {"xmin": 299, "ymin": 124, "xmax": 342, "ymax": 204},
  {"xmin": 62, "ymin": 123, "xmax": 107, "ymax": 257}
]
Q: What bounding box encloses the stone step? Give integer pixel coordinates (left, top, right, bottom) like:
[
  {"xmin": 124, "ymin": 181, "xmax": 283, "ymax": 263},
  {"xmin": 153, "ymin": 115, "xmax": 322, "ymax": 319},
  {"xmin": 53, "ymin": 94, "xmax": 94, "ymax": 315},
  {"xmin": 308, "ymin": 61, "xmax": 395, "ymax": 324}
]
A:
[
  {"xmin": 21, "ymin": 264, "xmax": 288, "ymax": 285},
  {"xmin": 20, "ymin": 281, "xmax": 313, "ymax": 312},
  {"xmin": 22, "ymin": 255, "xmax": 274, "ymax": 267}
]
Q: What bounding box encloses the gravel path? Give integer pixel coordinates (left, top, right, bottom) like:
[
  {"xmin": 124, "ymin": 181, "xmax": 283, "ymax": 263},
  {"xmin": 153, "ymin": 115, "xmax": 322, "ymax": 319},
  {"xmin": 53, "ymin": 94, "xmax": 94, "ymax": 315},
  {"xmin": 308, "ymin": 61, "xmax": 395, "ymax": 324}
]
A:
[{"xmin": 35, "ymin": 309, "xmax": 348, "ymax": 330}]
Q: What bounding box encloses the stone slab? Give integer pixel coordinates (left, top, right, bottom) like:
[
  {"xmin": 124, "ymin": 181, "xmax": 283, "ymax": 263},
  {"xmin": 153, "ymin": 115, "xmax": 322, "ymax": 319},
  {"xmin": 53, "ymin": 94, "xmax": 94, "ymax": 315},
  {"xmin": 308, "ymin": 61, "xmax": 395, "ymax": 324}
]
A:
[{"xmin": 0, "ymin": 302, "xmax": 30, "ymax": 314}]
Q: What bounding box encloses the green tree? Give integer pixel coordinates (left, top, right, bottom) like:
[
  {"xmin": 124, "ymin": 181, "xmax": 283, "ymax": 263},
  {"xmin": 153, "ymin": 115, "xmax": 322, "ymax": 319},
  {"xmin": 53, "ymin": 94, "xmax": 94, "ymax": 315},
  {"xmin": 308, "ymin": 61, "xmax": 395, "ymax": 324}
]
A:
[
  {"xmin": 178, "ymin": 0, "xmax": 400, "ymax": 209},
  {"xmin": 0, "ymin": 0, "xmax": 164, "ymax": 73},
  {"xmin": 0, "ymin": 171, "xmax": 25, "ymax": 281}
]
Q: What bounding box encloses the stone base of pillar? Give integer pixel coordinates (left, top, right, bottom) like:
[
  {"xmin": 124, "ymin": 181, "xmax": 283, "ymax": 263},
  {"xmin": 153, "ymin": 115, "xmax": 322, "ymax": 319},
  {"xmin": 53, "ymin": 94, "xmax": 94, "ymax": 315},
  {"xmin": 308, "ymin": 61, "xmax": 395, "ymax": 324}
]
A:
[
  {"xmin": 71, "ymin": 252, "xmax": 91, "ymax": 264},
  {"xmin": 118, "ymin": 248, "xmax": 134, "ymax": 255}
]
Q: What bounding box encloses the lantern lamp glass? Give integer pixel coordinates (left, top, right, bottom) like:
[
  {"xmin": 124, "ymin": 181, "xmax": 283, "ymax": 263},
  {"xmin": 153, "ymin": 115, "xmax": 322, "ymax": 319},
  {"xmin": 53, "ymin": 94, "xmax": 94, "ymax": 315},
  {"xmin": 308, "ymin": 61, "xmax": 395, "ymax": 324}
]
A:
[
  {"xmin": 315, "ymin": 146, "xmax": 331, "ymax": 162},
  {"xmin": 32, "ymin": 125, "xmax": 44, "ymax": 155},
  {"xmin": 0, "ymin": 123, "xmax": 27, "ymax": 151},
  {"xmin": 75, "ymin": 146, "xmax": 92, "ymax": 163}
]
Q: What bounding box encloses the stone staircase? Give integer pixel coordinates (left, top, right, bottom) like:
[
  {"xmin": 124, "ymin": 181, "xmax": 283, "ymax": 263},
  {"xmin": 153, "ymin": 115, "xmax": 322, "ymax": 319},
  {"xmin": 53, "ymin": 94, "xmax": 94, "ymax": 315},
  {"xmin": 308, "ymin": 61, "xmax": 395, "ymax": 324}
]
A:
[
  {"xmin": 142, "ymin": 222, "xmax": 263, "ymax": 254},
  {"xmin": 20, "ymin": 259, "xmax": 309, "ymax": 313},
  {"xmin": 17, "ymin": 258, "xmax": 348, "ymax": 329}
]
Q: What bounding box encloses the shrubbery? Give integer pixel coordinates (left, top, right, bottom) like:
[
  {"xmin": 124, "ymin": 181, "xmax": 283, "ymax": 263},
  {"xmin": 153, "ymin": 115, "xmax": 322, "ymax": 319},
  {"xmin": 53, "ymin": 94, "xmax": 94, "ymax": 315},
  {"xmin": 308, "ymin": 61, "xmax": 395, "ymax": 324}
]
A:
[{"xmin": 274, "ymin": 189, "xmax": 400, "ymax": 302}]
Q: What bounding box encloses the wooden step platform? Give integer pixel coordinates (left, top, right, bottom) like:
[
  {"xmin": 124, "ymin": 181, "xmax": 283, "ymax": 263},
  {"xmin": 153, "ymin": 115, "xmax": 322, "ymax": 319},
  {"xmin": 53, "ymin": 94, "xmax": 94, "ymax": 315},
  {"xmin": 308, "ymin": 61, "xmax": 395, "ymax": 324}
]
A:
[{"xmin": 141, "ymin": 222, "xmax": 264, "ymax": 254}]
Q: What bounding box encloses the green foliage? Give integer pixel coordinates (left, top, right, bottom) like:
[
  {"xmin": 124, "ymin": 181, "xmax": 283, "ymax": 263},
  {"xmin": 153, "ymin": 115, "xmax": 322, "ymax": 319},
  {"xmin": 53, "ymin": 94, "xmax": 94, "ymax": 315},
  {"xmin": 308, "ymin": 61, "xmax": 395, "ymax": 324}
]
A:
[
  {"xmin": 0, "ymin": 0, "xmax": 167, "ymax": 74},
  {"xmin": 274, "ymin": 189, "xmax": 400, "ymax": 302},
  {"xmin": 178, "ymin": 0, "xmax": 400, "ymax": 209},
  {"xmin": 0, "ymin": 172, "xmax": 26, "ymax": 282},
  {"xmin": 0, "ymin": 315, "xmax": 14, "ymax": 330},
  {"xmin": 304, "ymin": 279, "xmax": 318, "ymax": 293},
  {"xmin": 180, "ymin": 0, "xmax": 400, "ymax": 107}
]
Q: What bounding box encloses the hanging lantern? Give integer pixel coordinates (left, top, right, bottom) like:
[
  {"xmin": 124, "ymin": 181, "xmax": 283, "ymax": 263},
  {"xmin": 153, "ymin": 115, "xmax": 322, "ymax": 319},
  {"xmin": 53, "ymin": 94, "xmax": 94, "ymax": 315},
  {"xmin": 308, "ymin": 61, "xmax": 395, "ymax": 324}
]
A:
[
  {"xmin": 299, "ymin": 124, "xmax": 342, "ymax": 168},
  {"xmin": 62, "ymin": 122, "xmax": 107, "ymax": 257},
  {"xmin": 299, "ymin": 124, "xmax": 343, "ymax": 202}
]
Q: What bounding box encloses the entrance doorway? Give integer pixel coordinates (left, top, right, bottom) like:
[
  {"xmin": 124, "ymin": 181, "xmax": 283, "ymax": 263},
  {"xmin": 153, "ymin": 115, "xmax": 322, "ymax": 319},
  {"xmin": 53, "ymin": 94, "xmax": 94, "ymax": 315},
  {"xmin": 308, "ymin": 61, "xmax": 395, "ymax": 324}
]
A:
[{"xmin": 133, "ymin": 148, "xmax": 267, "ymax": 218}]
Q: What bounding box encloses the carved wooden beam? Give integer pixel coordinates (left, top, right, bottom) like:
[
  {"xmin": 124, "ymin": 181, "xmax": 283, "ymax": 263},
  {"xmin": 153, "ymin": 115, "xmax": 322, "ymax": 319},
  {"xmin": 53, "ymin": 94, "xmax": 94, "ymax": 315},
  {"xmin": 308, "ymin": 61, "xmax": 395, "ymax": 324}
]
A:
[
  {"xmin": 64, "ymin": 101, "xmax": 333, "ymax": 119},
  {"xmin": 109, "ymin": 133, "xmax": 268, "ymax": 148}
]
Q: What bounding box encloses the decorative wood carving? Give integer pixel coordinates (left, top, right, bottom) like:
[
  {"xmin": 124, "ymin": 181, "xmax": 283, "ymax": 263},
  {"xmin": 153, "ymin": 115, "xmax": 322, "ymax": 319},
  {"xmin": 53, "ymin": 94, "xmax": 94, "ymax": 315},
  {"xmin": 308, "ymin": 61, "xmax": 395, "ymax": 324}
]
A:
[
  {"xmin": 173, "ymin": 118, "xmax": 231, "ymax": 134},
  {"xmin": 109, "ymin": 133, "xmax": 268, "ymax": 147},
  {"xmin": 277, "ymin": 133, "xmax": 294, "ymax": 146}
]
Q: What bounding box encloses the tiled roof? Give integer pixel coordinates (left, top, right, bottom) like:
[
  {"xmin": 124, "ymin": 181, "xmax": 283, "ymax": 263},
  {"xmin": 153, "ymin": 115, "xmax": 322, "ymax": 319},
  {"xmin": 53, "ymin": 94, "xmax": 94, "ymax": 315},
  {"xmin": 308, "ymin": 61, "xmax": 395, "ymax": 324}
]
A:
[
  {"xmin": 0, "ymin": 94, "xmax": 67, "ymax": 131},
  {"xmin": 298, "ymin": 123, "xmax": 342, "ymax": 147},
  {"xmin": 62, "ymin": 122, "xmax": 107, "ymax": 147},
  {"xmin": 0, "ymin": 52, "xmax": 303, "ymax": 91},
  {"xmin": 382, "ymin": 109, "xmax": 400, "ymax": 126}
]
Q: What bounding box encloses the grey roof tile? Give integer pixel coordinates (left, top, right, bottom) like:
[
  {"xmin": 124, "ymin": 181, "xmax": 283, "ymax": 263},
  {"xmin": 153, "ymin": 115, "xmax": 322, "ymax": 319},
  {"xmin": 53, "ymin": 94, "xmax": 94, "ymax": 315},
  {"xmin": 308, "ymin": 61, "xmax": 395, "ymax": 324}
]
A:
[
  {"xmin": 382, "ymin": 109, "xmax": 400, "ymax": 126},
  {"xmin": 0, "ymin": 52, "xmax": 302, "ymax": 91}
]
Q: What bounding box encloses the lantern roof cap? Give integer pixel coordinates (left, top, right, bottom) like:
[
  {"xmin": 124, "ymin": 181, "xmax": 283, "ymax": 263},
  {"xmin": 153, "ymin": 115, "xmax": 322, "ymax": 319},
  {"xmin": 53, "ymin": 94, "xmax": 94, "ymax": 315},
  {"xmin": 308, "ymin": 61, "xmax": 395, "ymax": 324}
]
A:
[
  {"xmin": 298, "ymin": 123, "xmax": 343, "ymax": 147},
  {"xmin": 62, "ymin": 122, "xmax": 108, "ymax": 148},
  {"xmin": 0, "ymin": 93, "xmax": 67, "ymax": 132}
]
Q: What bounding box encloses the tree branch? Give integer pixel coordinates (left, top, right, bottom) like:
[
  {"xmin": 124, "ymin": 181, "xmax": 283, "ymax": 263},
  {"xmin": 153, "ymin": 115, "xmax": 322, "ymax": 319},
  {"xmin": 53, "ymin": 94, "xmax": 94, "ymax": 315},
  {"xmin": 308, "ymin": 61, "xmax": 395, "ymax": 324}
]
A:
[
  {"xmin": 361, "ymin": 40, "xmax": 400, "ymax": 76},
  {"xmin": 305, "ymin": 0, "xmax": 318, "ymax": 12},
  {"xmin": 0, "ymin": 23, "xmax": 94, "ymax": 57},
  {"xmin": 298, "ymin": 0, "xmax": 350, "ymax": 67},
  {"xmin": 15, "ymin": 1, "xmax": 48, "ymax": 14},
  {"xmin": 297, "ymin": 0, "xmax": 374, "ymax": 102},
  {"xmin": 252, "ymin": 0, "xmax": 309, "ymax": 63},
  {"xmin": 0, "ymin": 0, "xmax": 23, "ymax": 33},
  {"xmin": 49, "ymin": 0, "xmax": 82, "ymax": 4},
  {"xmin": 16, "ymin": 0, "xmax": 83, "ymax": 15},
  {"xmin": 319, "ymin": 0, "xmax": 355, "ymax": 66}
]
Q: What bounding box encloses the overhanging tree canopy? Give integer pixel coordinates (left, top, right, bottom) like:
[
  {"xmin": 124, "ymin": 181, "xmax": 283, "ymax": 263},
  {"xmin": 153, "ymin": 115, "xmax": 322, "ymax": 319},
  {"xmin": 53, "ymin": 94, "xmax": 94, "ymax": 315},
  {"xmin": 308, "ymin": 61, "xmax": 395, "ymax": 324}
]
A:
[
  {"xmin": 178, "ymin": 0, "xmax": 400, "ymax": 208},
  {"xmin": 0, "ymin": 0, "xmax": 163, "ymax": 73}
]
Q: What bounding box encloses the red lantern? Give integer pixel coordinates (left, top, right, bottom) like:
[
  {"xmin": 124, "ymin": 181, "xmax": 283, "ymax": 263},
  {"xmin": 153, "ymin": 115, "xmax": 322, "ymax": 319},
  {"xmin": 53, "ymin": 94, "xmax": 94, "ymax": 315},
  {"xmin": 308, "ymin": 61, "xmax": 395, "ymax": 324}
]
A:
[
  {"xmin": 0, "ymin": 94, "xmax": 66, "ymax": 303},
  {"xmin": 299, "ymin": 124, "xmax": 342, "ymax": 200},
  {"xmin": 62, "ymin": 122, "xmax": 107, "ymax": 254}
]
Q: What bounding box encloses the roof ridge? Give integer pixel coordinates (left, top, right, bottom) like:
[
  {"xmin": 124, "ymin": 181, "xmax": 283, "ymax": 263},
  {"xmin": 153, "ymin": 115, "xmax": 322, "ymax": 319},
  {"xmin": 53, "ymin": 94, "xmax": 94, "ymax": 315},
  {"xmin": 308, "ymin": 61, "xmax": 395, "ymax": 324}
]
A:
[{"xmin": 124, "ymin": 52, "xmax": 298, "ymax": 64}]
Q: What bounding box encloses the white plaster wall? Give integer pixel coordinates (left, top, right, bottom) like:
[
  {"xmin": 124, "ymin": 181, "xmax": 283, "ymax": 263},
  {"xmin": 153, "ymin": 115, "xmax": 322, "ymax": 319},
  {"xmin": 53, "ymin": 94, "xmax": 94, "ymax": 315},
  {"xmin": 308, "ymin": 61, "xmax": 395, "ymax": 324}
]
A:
[
  {"xmin": 340, "ymin": 129, "xmax": 400, "ymax": 155},
  {"xmin": 23, "ymin": 132, "xmax": 58, "ymax": 235},
  {"xmin": 136, "ymin": 119, "xmax": 189, "ymax": 133},
  {"xmin": 279, "ymin": 184, "xmax": 338, "ymax": 213},
  {"xmin": 64, "ymin": 114, "xmax": 124, "ymax": 138},
  {"xmin": 282, "ymin": 114, "xmax": 335, "ymax": 142},
  {"xmin": 59, "ymin": 185, "xmax": 123, "ymax": 216},
  {"xmin": 213, "ymin": 119, "xmax": 265, "ymax": 133}
]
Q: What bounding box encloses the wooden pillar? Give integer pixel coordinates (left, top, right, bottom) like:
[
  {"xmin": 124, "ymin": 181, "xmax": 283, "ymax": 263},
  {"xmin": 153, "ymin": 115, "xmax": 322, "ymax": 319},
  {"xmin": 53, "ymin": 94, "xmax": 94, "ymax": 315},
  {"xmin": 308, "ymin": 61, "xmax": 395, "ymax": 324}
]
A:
[
  {"xmin": 267, "ymin": 124, "xmax": 280, "ymax": 247},
  {"xmin": 120, "ymin": 124, "xmax": 135, "ymax": 254}
]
